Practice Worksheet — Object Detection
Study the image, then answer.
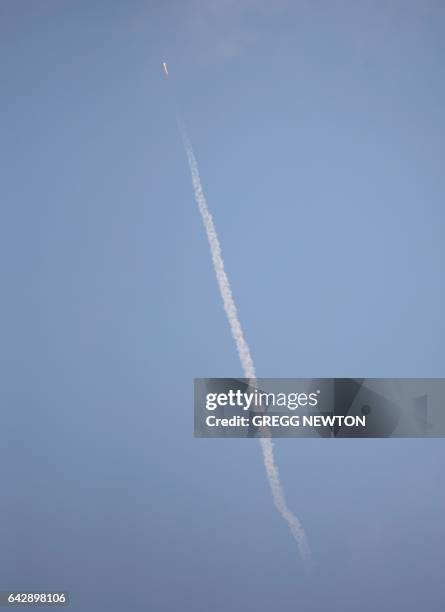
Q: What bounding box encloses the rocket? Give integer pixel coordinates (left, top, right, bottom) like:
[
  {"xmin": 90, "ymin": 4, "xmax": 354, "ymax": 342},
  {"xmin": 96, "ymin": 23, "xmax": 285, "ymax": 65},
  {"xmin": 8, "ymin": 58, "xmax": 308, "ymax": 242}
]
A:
[{"xmin": 162, "ymin": 62, "xmax": 168, "ymax": 78}]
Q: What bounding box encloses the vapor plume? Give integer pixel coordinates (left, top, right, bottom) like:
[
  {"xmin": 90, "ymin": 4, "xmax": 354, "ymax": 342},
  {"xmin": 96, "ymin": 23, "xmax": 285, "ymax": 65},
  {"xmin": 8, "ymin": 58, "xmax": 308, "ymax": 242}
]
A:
[{"xmin": 179, "ymin": 121, "xmax": 311, "ymax": 571}]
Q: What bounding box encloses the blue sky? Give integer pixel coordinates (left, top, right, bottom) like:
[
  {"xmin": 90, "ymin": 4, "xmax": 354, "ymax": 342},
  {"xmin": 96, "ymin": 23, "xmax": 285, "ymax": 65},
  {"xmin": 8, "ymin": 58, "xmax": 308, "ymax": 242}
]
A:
[{"xmin": 1, "ymin": 2, "xmax": 445, "ymax": 610}]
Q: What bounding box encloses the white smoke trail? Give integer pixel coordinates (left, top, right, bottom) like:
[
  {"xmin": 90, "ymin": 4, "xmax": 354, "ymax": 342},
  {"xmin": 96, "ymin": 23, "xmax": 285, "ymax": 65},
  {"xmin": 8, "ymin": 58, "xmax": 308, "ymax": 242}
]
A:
[{"xmin": 180, "ymin": 122, "xmax": 311, "ymax": 571}]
